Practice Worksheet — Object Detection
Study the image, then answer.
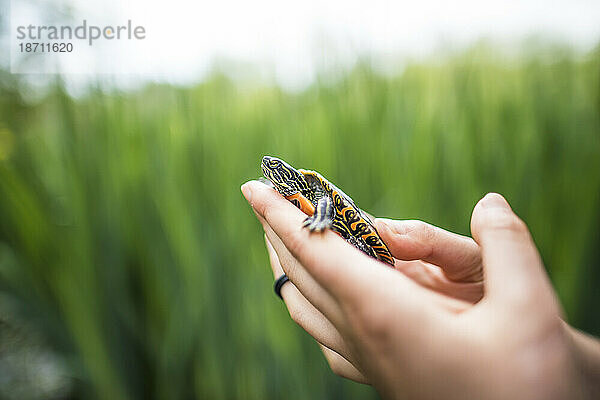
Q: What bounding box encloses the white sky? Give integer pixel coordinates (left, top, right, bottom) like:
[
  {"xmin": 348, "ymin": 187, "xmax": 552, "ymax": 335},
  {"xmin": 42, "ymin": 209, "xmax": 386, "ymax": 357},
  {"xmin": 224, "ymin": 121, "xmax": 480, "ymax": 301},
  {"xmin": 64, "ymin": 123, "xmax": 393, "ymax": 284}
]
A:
[{"xmin": 7, "ymin": 0, "xmax": 600, "ymax": 89}]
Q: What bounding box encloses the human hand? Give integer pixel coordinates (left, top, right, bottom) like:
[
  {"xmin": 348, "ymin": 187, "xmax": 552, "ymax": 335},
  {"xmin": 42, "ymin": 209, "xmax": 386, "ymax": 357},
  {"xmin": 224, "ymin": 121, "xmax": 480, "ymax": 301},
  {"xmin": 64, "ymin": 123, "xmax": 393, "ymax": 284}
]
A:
[
  {"xmin": 262, "ymin": 206, "xmax": 486, "ymax": 383},
  {"xmin": 242, "ymin": 181, "xmax": 600, "ymax": 399}
]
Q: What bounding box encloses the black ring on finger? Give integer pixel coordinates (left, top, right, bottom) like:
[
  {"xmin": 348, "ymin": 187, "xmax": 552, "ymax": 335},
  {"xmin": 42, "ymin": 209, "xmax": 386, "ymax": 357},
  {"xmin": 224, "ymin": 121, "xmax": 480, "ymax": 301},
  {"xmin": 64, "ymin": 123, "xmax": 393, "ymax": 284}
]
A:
[{"xmin": 274, "ymin": 274, "xmax": 290, "ymax": 300}]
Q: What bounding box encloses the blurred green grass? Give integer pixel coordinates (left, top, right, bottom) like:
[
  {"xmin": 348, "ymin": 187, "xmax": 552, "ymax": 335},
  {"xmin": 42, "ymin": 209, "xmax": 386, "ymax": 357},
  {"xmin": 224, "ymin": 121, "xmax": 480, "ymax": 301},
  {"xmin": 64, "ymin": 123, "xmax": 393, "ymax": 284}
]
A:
[{"xmin": 0, "ymin": 44, "xmax": 599, "ymax": 399}]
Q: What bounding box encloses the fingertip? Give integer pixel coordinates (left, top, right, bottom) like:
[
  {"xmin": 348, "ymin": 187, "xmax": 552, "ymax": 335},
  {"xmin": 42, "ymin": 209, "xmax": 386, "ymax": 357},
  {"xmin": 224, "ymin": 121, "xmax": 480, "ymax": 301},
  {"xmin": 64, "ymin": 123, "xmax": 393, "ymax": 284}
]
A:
[
  {"xmin": 242, "ymin": 179, "xmax": 283, "ymax": 217},
  {"xmin": 375, "ymin": 219, "xmax": 433, "ymax": 243},
  {"xmin": 471, "ymin": 193, "xmax": 516, "ymax": 241},
  {"xmin": 374, "ymin": 219, "xmax": 431, "ymax": 262},
  {"xmin": 374, "ymin": 218, "xmax": 411, "ymax": 235},
  {"xmin": 242, "ymin": 179, "xmax": 271, "ymax": 203},
  {"xmin": 241, "ymin": 181, "xmax": 253, "ymax": 203},
  {"xmin": 477, "ymin": 192, "xmax": 511, "ymax": 210},
  {"xmin": 242, "ymin": 179, "xmax": 269, "ymax": 194},
  {"xmin": 374, "ymin": 219, "xmax": 407, "ymax": 251},
  {"xmin": 373, "ymin": 218, "xmax": 392, "ymax": 234}
]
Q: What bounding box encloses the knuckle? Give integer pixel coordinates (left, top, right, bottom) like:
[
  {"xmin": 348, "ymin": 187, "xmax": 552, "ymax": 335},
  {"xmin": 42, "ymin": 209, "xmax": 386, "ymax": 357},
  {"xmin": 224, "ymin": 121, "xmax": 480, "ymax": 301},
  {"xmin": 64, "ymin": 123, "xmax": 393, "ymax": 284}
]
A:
[
  {"xmin": 403, "ymin": 219, "xmax": 429, "ymax": 235},
  {"xmin": 413, "ymin": 220, "xmax": 434, "ymax": 236},
  {"xmin": 403, "ymin": 219, "xmax": 435, "ymax": 258},
  {"xmin": 413, "ymin": 220, "xmax": 436, "ymax": 245},
  {"xmin": 403, "ymin": 220, "xmax": 435, "ymax": 243}
]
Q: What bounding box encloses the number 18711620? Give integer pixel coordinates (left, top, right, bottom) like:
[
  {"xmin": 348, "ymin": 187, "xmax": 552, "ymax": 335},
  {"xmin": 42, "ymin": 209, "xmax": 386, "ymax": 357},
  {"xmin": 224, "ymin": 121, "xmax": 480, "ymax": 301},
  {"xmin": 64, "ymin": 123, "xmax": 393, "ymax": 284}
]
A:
[{"xmin": 19, "ymin": 42, "xmax": 73, "ymax": 52}]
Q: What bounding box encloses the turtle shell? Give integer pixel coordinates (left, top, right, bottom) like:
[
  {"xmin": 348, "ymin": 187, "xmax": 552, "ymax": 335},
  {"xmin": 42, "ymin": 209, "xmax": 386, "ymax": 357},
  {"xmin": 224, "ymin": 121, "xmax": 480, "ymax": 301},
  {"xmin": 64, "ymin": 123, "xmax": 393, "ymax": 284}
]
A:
[{"xmin": 298, "ymin": 169, "xmax": 395, "ymax": 266}]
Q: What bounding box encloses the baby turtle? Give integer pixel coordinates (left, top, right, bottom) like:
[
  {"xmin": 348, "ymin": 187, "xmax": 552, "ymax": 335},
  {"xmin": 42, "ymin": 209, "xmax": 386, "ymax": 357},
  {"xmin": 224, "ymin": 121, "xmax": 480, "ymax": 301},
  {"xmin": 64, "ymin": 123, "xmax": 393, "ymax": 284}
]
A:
[{"xmin": 261, "ymin": 156, "xmax": 394, "ymax": 266}]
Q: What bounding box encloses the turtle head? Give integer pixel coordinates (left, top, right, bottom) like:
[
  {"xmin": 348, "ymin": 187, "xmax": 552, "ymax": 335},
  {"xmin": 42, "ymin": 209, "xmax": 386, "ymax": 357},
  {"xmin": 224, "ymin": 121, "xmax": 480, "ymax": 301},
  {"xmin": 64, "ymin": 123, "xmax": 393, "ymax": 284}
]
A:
[{"xmin": 261, "ymin": 156, "xmax": 309, "ymax": 197}]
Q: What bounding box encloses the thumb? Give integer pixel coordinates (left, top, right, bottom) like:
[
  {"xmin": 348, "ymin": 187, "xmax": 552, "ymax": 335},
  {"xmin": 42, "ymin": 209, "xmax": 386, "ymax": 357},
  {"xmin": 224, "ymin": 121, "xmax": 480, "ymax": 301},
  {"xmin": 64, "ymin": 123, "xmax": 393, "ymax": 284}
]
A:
[{"xmin": 470, "ymin": 193, "xmax": 556, "ymax": 308}]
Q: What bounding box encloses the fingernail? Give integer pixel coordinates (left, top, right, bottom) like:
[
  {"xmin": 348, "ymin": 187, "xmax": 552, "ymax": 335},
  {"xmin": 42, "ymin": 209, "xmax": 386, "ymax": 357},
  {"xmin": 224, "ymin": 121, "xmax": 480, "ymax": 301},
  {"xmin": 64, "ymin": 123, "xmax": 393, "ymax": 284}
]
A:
[
  {"xmin": 241, "ymin": 182, "xmax": 253, "ymax": 203},
  {"xmin": 479, "ymin": 193, "xmax": 510, "ymax": 209}
]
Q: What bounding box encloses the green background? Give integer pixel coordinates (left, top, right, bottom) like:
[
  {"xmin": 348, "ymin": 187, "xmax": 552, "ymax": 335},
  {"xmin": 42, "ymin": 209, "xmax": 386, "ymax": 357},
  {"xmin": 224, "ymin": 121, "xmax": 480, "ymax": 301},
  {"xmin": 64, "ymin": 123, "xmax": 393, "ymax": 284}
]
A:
[{"xmin": 0, "ymin": 44, "xmax": 599, "ymax": 399}]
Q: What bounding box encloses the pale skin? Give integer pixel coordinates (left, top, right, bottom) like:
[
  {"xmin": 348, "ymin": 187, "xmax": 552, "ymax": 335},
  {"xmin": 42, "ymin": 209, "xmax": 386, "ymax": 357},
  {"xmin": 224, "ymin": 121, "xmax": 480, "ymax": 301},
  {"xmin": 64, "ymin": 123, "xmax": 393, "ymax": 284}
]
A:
[{"xmin": 241, "ymin": 181, "xmax": 600, "ymax": 400}]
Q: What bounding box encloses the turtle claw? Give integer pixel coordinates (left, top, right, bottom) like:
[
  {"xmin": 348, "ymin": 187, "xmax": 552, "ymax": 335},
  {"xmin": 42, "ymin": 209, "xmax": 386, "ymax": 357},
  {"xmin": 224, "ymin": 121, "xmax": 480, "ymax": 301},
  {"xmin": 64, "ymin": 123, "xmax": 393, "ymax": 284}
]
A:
[{"xmin": 303, "ymin": 216, "xmax": 332, "ymax": 232}]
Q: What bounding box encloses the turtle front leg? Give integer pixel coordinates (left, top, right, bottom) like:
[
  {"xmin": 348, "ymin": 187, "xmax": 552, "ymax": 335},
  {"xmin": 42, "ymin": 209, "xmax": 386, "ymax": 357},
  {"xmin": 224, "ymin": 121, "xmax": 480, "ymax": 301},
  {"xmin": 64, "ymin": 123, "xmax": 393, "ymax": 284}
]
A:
[{"xmin": 303, "ymin": 196, "xmax": 334, "ymax": 232}]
